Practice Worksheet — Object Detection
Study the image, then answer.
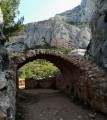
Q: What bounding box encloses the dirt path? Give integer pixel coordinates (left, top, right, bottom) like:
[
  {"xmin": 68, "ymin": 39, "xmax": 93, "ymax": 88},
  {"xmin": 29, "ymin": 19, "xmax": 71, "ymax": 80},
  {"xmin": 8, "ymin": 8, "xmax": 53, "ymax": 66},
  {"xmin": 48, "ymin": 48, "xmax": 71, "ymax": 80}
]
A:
[{"xmin": 16, "ymin": 89, "xmax": 107, "ymax": 120}]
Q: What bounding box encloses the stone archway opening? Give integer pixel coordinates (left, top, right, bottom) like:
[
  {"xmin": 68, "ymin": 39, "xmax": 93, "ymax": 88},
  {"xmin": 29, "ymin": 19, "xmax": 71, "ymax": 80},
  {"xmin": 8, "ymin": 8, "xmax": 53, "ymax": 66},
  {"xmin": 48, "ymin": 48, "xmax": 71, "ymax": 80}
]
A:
[
  {"xmin": 15, "ymin": 52, "xmax": 80, "ymax": 120},
  {"xmin": 12, "ymin": 49, "xmax": 107, "ymax": 118},
  {"xmin": 18, "ymin": 59, "xmax": 60, "ymax": 90},
  {"xmin": 14, "ymin": 51, "xmax": 83, "ymax": 97},
  {"xmin": 13, "ymin": 49, "xmax": 86, "ymax": 96}
]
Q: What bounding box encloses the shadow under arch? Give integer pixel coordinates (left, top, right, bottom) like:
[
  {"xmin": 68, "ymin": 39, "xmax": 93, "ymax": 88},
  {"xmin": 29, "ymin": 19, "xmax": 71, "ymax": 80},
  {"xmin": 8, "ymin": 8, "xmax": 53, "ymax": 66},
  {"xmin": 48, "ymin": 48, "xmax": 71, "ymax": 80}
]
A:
[
  {"xmin": 18, "ymin": 58, "xmax": 60, "ymax": 89},
  {"xmin": 11, "ymin": 49, "xmax": 107, "ymax": 115},
  {"xmin": 12, "ymin": 49, "xmax": 83, "ymax": 94}
]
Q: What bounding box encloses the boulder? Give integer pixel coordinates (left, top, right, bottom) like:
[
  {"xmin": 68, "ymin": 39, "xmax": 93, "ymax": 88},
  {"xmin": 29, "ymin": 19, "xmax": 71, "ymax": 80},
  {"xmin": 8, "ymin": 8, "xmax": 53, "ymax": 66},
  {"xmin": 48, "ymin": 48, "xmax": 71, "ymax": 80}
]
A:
[{"xmin": 68, "ymin": 49, "xmax": 86, "ymax": 57}]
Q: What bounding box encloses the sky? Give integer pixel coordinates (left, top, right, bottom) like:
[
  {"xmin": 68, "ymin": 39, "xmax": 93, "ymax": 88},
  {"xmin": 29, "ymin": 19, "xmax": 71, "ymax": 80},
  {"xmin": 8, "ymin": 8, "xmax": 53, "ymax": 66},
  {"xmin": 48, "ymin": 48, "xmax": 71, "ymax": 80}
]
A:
[{"xmin": 18, "ymin": 0, "xmax": 82, "ymax": 24}]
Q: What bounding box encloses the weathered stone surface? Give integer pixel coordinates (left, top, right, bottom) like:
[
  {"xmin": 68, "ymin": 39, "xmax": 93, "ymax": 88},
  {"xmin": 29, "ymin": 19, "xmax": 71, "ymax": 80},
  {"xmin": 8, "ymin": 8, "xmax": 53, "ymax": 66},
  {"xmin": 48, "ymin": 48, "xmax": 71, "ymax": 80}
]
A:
[
  {"xmin": 1, "ymin": 1, "xmax": 107, "ymax": 119},
  {"xmin": 7, "ymin": 0, "xmax": 95, "ymax": 53},
  {"xmin": 89, "ymin": 0, "xmax": 107, "ymax": 69},
  {"xmin": 9, "ymin": 12, "xmax": 92, "ymax": 52},
  {"xmin": 25, "ymin": 77, "xmax": 56, "ymax": 89},
  {"xmin": 0, "ymin": 109, "xmax": 6, "ymax": 120},
  {"xmin": 7, "ymin": 42, "xmax": 27, "ymax": 53},
  {"xmin": 0, "ymin": 7, "xmax": 16, "ymax": 120},
  {"xmin": 68, "ymin": 49, "xmax": 86, "ymax": 57},
  {"xmin": 9, "ymin": 16, "xmax": 91, "ymax": 52},
  {"xmin": 11, "ymin": 49, "xmax": 107, "ymax": 115},
  {"xmin": 6, "ymin": 70, "xmax": 16, "ymax": 120},
  {"xmin": 0, "ymin": 72, "xmax": 7, "ymax": 89},
  {"xmin": 0, "ymin": 71, "xmax": 16, "ymax": 120},
  {"xmin": 56, "ymin": 0, "xmax": 96, "ymax": 23}
]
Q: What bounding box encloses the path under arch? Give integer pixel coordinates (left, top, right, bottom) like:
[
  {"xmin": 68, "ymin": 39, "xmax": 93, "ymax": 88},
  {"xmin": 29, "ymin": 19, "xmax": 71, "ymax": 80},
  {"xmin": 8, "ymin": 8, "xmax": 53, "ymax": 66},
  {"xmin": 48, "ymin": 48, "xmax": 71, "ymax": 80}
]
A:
[
  {"xmin": 16, "ymin": 89, "xmax": 107, "ymax": 120},
  {"xmin": 11, "ymin": 49, "xmax": 107, "ymax": 115}
]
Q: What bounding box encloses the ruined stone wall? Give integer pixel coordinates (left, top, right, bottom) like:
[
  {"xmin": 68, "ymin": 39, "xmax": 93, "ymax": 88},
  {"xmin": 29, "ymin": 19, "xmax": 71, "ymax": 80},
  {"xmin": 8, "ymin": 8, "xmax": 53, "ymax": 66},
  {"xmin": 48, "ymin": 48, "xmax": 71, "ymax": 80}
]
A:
[
  {"xmin": 25, "ymin": 77, "xmax": 56, "ymax": 89},
  {"xmin": 56, "ymin": 62, "xmax": 107, "ymax": 114}
]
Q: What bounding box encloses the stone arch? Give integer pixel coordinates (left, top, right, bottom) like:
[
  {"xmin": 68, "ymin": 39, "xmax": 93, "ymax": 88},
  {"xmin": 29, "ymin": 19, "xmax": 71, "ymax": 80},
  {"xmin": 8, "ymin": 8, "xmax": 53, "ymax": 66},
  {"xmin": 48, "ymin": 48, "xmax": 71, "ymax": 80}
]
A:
[
  {"xmin": 12, "ymin": 49, "xmax": 83, "ymax": 94},
  {"xmin": 11, "ymin": 49, "xmax": 107, "ymax": 114}
]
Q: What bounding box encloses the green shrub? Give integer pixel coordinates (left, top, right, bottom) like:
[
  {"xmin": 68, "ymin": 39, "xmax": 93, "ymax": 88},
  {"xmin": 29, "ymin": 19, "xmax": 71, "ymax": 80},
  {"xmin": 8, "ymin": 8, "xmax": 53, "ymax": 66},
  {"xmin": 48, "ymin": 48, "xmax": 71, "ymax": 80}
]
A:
[{"xmin": 18, "ymin": 59, "xmax": 59, "ymax": 79}]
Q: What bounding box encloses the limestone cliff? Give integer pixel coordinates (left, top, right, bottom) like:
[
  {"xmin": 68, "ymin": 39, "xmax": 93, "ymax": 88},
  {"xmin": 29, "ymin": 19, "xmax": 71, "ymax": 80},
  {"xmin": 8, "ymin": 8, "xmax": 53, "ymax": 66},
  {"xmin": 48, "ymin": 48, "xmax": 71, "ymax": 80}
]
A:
[
  {"xmin": 56, "ymin": 0, "xmax": 96, "ymax": 23},
  {"xmin": 89, "ymin": 0, "xmax": 107, "ymax": 68},
  {"xmin": 9, "ymin": 16, "xmax": 91, "ymax": 52},
  {"xmin": 8, "ymin": 0, "xmax": 97, "ymax": 52}
]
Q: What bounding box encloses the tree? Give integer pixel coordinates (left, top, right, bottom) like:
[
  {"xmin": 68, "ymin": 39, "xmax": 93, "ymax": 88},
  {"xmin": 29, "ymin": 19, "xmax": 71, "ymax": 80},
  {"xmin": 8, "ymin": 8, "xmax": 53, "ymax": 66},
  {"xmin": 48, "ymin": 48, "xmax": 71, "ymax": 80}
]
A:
[
  {"xmin": 0, "ymin": 0, "xmax": 24, "ymax": 39},
  {"xmin": 18, "ymin": 59, "xmax": 59, "ymax": 79}
]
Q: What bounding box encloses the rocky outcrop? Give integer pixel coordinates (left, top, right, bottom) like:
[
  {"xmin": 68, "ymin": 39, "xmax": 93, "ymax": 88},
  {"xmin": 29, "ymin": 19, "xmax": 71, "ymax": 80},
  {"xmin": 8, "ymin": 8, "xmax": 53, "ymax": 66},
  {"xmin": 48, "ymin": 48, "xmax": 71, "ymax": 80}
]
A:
[
  {"xmin": 68, "ymin": 49, "xmax": 86, "ymax": 57},
  {"xmin": 8, "ymin": 0, "xmax": 98, "ymax": 52},
  {"xmin": 9, "ymin": 16, "xmax": 91, "ymax": 52},
  {"xmin": 89, "ymin": 0, "xmax": 107, "ymax": 68},
  {"xmin": 0, "ymin": 8, "xmax": 16, "ymax": 120},
  {"xmin": 0, "ymin": 71, "xmax": 16, "ymax": 120},
  {"xmin": 56, "ymin": 0, "xmax": 96, "ymax": 23}
]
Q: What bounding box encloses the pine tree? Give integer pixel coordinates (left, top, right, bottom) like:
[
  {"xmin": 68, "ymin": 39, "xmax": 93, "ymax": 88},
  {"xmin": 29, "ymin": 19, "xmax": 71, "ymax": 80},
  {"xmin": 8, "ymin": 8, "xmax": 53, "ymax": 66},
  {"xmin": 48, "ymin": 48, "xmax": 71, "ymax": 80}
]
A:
[{"xmin": 0, "ymin": 0, "xmax": 24, "ymax": 39}]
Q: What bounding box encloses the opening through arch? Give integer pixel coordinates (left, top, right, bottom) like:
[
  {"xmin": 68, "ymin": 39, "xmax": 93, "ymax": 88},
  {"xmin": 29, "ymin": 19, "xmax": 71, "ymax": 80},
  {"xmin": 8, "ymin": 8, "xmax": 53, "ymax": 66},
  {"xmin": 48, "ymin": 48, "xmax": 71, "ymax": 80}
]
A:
[
  {"xmin": 13, "ymin": 49, "xmax": 82, "ymax": 94},
  {"xmin": 18, "ymin": 59, "xmax": 60, "ymax": 89}
]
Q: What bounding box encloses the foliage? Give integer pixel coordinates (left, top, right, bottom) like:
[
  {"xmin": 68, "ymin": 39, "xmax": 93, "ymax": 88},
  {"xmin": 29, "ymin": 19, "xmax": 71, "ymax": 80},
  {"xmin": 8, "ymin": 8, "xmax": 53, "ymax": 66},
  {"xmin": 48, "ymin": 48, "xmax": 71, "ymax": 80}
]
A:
[
  {"xmin": 0, "ymin": 0, "xmax": 24, "ymax": 39},
  {"xmin": 54, "ymin": 48, "xmax": 74, "ymax": 54},
  {"xmin": 18, "ymin": 59, "xmax": 59, "ymax": 79},
  {"xmin": 67, "ymin": 22, "xmax": 89, "ymax": 29}
]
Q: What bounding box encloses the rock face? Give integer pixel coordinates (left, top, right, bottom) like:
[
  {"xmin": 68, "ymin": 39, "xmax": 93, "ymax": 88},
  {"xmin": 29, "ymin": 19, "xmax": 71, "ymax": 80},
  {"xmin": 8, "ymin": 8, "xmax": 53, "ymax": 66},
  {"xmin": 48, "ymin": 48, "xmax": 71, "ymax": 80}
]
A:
[
  {"xmin": 0, "ymin": 8, "xmax": 16, "ymax": 120},
  {"xmin": 89, "ymin": 0, "xmax": 107, "ymax": 68},
  {"xmin": 8, "ymin": 0, "xmax": 97, "ymax": 52},
  {"xmin": 9, "ymin": 16, "xmax": 91, "ymax": 52},
  {"xmin": 0, "ymin": 71, "xmax": 16, "ymax": 120},
  {"xmin": 56, "ymin": 0, "xmax": 96, "ymax": 23}
]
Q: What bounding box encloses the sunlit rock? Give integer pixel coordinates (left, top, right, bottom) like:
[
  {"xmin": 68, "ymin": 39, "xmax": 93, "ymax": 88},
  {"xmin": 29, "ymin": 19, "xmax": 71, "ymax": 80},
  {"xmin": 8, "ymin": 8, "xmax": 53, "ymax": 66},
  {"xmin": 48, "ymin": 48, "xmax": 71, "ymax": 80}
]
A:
[
  {"xmin": 9, "ymin": 16, "xmax": 91, "ymax": 52},
  {"xmin": 56, "ymin": 0, "xmax": 96, "ymax": 23}
]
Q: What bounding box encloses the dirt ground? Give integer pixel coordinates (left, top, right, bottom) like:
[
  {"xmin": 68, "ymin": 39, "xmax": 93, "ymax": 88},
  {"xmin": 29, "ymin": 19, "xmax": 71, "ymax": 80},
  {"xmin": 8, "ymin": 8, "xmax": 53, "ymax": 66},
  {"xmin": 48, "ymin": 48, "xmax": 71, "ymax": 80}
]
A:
[{"xmin": 16, "ymin": 89, "xmax": 107, "ymax": 120}]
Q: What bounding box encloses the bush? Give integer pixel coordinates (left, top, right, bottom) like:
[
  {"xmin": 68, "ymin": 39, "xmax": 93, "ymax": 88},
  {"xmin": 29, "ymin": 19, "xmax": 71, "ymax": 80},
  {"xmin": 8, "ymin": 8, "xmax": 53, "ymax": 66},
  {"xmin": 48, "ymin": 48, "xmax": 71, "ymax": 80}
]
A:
[{"xmin": 18, "ymin": 59, "xmax": 59, "ymax": 79}]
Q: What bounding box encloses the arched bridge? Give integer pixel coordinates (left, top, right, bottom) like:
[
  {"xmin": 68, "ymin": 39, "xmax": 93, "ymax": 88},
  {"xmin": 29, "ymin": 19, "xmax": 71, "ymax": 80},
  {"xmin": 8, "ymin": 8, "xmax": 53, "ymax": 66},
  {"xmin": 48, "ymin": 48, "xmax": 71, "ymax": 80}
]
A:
[{"xmin": 11, "ymin": 49, "xmax": 107, "ymax": 115}]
